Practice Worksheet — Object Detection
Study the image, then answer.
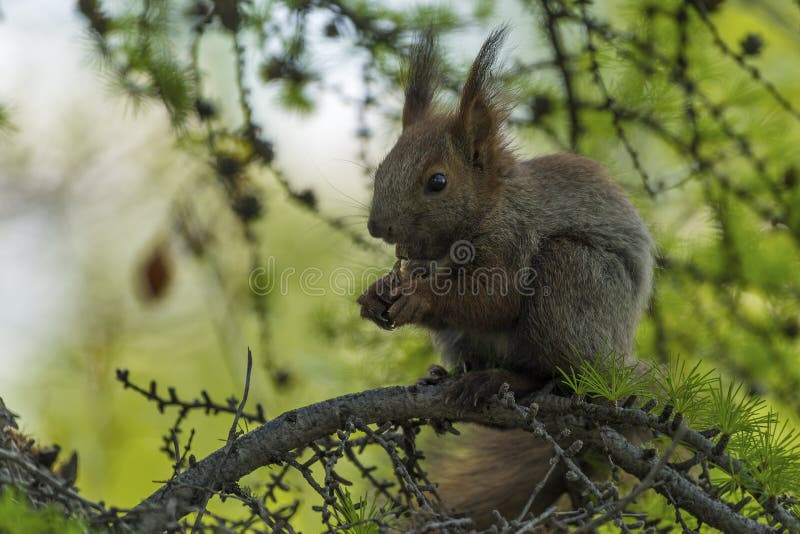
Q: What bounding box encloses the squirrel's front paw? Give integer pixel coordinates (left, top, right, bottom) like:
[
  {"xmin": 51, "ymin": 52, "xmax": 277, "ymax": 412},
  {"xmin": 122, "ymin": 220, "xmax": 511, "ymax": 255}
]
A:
[
  {"xmin": 387, "ymin": 280, "xmax": 432, "ymax": 327},
  {"xmin": 357, "ymin": 275, "xmax": 398, "ymax": 330}
]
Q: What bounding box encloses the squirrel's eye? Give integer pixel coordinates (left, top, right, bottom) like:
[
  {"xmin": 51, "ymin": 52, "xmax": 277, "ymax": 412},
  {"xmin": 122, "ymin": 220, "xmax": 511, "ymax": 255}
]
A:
[{"xmin": 426, "ymin": 173, "xmax": 447, "ymax": 193}]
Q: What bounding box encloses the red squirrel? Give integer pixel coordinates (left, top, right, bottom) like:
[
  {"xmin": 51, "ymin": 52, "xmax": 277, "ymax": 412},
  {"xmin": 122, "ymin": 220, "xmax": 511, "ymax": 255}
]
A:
[{"xmin": 357, "ymin": 27, "xmax": 654, "ymax": 526}]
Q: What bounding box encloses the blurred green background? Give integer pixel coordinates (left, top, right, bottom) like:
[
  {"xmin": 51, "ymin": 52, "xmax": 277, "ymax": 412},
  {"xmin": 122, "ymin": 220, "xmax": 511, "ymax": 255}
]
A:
[{"xmin": 1, "ymin": 0, "xmax": 799, "ymax": 530}]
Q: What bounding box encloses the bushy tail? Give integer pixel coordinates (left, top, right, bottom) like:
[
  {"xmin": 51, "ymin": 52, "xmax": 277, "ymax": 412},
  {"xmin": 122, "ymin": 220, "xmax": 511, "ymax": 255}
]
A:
[{"xmin": 428, "ymin": 425, "xmax": 567, "ymax": 528}]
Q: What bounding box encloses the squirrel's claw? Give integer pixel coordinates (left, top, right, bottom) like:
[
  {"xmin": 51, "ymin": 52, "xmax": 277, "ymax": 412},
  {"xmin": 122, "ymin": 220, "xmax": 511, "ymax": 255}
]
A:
[
  {"xmin": 415, "ymin": 364, "xmax": 449, "ymax": 386},
  {"xmin": 358, "ymin": 295, "xmax": 393, "ymax": 330},
  {"xmin": 380, "ymin": 311, "xmax": 396, "ymax": 330},
  {"xmin": 444, "ymin": 370, "xmax": 539, "ymax": 412}
]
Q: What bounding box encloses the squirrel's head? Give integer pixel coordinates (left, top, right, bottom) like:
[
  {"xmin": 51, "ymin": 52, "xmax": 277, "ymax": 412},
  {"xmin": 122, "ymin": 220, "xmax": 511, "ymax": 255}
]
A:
[{"xmin": 368, "ymin": 27, "xmax": 513, "ymax": 263}]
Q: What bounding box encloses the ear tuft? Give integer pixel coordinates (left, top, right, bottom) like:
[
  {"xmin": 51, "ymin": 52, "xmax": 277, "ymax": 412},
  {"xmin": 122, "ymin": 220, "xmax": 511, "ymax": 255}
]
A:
[
  {"xmin": 402, "ymin": 29, "xmax": 439, "ymax": 129},
  {"xmin": 455, "ymin": 26, "xmax": 510, "ymax": 175}
]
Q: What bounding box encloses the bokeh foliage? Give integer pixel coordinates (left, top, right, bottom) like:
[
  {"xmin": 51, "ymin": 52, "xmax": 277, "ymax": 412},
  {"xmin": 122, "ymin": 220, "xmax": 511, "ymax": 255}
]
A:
[
  {"xmin": 0, "ymin": 488, "xmax": 89, "ymax": 534},
  {"xmin": 0, "ymin": 104, "xmax": 11, "ymax": 131}
]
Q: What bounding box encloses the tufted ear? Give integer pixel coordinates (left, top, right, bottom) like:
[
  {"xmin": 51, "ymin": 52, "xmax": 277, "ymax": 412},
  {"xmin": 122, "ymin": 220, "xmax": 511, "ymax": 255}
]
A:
[
  {"xmin": 402, "ymin": 29, "xmax": 439, "ymax": 129},
  {"xmin": 453, "ymin": 26, "xmax": 509, "ymax": 174}
]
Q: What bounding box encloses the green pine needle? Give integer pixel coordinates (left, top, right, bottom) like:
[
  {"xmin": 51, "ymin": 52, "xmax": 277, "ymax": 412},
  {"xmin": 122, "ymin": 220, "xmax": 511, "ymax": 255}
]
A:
[
  {"xmin": 331, "ymin": 488, "xmax": 384, "ymax": 534},
  {"xmin": 652, "ymin": 359, "xmax": 715, "ymax": 422},
  {"xmin": 558, "ymin": 351, "xmax": 652, "ymax": 403},
  {"xmin": 559, "ymin": 364, "xmax": 591, "ymax": 397},
  {"xmin": 732, "ymin": 412, "xmax": 800, "ymax": 497},
  {"xmin": 703, "ymin": 379, "xmax": 768, "ymax": 437}
]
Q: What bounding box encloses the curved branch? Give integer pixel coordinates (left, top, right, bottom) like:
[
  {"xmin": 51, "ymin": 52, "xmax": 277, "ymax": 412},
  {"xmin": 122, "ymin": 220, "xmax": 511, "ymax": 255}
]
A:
[{"xmin": 124, "ymin": 384, "xmax": 784, "ymax": 533}]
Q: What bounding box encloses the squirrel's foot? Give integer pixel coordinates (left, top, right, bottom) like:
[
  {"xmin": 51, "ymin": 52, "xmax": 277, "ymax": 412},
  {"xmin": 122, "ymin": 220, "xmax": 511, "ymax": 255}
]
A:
[
  {"xmin": 444, "ymin": 369, "xmax": 538, "ymax": 411},
  {"xmin": 415, "ymin": 364, "xmax": 449, "ymax": 386}
]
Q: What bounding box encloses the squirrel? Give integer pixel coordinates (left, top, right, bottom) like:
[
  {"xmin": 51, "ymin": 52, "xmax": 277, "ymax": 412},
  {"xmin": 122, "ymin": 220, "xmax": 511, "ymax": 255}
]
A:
[{"xmin": 356, "ymin": 27, "xmax": 654, "ymax": 527}]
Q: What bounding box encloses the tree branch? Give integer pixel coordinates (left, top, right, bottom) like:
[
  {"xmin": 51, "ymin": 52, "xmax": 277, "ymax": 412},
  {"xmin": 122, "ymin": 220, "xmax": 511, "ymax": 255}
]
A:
[{"xmin": 124, "ymin": 383, "xmax": 787, "ymax": 533}]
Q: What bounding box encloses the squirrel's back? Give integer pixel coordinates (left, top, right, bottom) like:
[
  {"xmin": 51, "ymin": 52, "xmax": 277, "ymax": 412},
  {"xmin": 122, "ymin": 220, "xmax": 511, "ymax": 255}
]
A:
[
  {"xmin": 507, "ymin": 154, "xmax": 654, "ymax": 308},
  {"xmin": 516, "ymin": 154, "xmax": 653, "ymax": 301},
  {"xmin": 442, "ymin": 153, "xmax": 654, "ymax": 374}
]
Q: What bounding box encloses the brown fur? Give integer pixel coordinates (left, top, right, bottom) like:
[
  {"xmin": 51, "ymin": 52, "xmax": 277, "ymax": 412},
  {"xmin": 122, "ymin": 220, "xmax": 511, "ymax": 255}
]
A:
[
  {"xmin": 431, "ymin": 427, "xmax": 567, "ymax": 528},
  {"xmin": 357, "ymin": 28, "xmax": 654, "ymax": 527}
]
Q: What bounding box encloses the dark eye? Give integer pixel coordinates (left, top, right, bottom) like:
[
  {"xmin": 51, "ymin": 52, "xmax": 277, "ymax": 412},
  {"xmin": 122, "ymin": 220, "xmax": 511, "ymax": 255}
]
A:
[{"xmin": 426, "ymin": 172, "xmax": 447, "ymax": 193}]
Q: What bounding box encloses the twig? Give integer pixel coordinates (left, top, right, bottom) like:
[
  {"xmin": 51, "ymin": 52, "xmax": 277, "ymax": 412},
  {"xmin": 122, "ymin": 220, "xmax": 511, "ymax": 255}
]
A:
[
  {"xmin": 574, "ymin": 424, "xmax": 687, "ymax": 533},
  {"xmin": 0, "ymin": 448, "xmax": 108, "ymax": 514},
  {"xmin": 190, "ymin": 347, "xmax": 255, "ymax": 533}
]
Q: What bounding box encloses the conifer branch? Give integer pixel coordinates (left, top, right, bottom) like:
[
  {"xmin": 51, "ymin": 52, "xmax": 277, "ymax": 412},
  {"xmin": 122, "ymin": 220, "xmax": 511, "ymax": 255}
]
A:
[{"xmin": 124, "ymin": 382, "xmax": 791, "ymax": 533}]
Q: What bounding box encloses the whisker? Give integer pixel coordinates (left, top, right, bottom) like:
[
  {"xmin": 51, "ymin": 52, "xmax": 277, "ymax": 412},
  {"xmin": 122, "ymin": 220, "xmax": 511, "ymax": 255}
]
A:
[
  {"xmin": 307, "ymin": 159, "xmax": 371, "ymax": 211},
  {"xmin": 332, "ymin": 157, "xmax": 371, "ymax": 171},
  {"xmin": 324, "ymin": 178, "xmax": 370, "ymax": 210},
  {"xmin": 332, "ymin": 214, "xmax": 369, "ymax": 221}
]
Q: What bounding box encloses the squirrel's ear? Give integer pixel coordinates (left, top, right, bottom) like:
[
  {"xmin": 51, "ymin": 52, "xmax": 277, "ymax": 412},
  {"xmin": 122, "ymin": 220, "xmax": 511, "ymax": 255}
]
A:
[
  {"xmin": 402, "ymin": 29, "xmax": 439, "ymax": 129},
  {"xmin": 454, "ymin": 26, "xmax": 509, "ymax": 173}
]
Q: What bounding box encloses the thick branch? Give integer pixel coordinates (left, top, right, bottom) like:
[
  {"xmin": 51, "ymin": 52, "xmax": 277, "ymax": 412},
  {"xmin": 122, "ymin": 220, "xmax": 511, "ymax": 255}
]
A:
[{"xmin": 125, "ymin": 384, "xmax": 782, "ymax": 533}]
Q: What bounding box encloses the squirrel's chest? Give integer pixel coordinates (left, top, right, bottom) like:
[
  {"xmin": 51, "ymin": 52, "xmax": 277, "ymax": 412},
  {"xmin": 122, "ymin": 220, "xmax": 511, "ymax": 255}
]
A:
[{"xmin": 433, "ymin": 329, "xmax": 514, "ymax": 370}]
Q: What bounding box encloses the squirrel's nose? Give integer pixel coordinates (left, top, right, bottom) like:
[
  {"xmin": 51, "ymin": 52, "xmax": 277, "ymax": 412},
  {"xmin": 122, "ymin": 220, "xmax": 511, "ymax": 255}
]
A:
[{"xmin": 368, "ymin": 217, "xmax": 394, "ymax": 240}]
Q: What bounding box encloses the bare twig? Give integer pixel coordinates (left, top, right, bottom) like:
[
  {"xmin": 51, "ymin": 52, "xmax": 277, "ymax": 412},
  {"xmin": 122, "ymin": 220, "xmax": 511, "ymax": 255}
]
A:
[{"xmin": 191, "ymin": 347, "xmax": 255, "ymax": 533}]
